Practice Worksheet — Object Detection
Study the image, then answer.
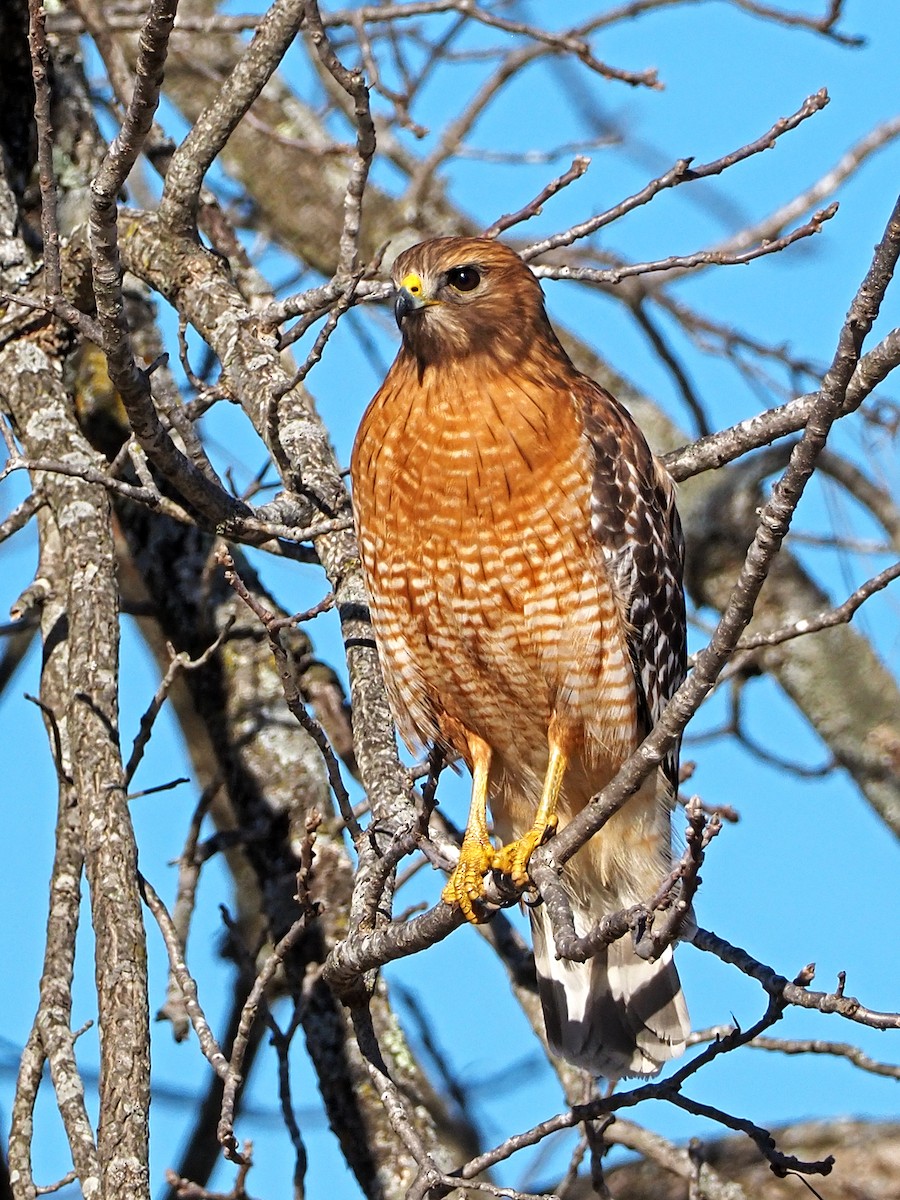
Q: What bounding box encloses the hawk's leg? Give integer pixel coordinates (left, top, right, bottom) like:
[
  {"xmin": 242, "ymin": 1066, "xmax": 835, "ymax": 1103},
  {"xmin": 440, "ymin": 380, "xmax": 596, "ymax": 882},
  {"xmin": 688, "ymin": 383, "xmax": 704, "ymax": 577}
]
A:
[
  {"xmin": 442, "ymin": 734, "xmax": 494, "ymax": 924},
  {"xmin": 493, "ymin": 741, "xmax": 564, "ymax": 890}
]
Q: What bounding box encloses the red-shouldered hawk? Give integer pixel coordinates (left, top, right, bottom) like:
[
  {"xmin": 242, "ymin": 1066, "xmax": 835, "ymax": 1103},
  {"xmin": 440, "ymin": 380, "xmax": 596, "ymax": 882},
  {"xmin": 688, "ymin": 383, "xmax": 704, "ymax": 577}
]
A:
[{"xmin": 350, "ymin": 237, "xmax": 689, "ymax": 1078}]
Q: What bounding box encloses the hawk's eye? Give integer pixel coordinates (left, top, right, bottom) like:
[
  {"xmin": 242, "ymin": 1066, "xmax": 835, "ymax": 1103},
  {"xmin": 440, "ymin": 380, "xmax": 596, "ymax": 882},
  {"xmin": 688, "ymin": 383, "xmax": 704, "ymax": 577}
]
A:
[{"xmin": 446, "ymin": 266, "xmax": 481, "ymax": 293}]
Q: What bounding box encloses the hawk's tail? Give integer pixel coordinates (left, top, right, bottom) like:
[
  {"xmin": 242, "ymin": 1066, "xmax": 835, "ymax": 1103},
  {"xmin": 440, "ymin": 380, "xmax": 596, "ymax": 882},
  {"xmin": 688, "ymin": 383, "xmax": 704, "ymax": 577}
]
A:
[{"xmin": 530, "ymin": 900, "xmax": 689, "ymax": 1079}]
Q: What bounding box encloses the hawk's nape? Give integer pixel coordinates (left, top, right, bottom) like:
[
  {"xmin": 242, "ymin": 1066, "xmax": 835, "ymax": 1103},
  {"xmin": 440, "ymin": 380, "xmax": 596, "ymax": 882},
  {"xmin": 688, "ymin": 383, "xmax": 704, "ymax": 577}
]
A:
[{"xmin": 350, "ymin": 236, "xmax": 689, "ymax": 1078}]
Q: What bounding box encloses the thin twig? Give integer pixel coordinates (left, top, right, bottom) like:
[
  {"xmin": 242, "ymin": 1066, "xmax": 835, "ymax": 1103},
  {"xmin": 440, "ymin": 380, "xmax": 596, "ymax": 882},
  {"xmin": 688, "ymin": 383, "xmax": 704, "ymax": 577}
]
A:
[
  {"xmin": 157, "ymin": 785, "xmax": 220, "ymax": 1041},
  {"xmin": 217, "ymin": 916, "xmax": 311, "ymax": 1161},
  {"xmin": 523, "ymin": 90, "xmax": 830, "ymax": 259},
  {"xmin": 736, "ymin": 560, "xmax": 900, "ymax": 649},
  {"xmin": 304, "ymin": 0, "xmax": 377, "ymax": 276},
  {"xmin": 483, "ymin": 156, "xmax": 590, "ymax": 238},
  {"xmin": 35, "ymin": 1170, "xmax": 79, "ymax": 1195},
  {"xmin": 0, "ymin": 492, "xmax": 44, "ymax": 544},
  {"xmin": 690, "ymin": 927, "xmax": 900, "ymax": 1030},
  {"xmin": 124, "ymin": 627, "xmax": 234, "ymax": 786},
  {"xmin": 217, "ymin": 546, "xmax": 360, "ymax": 838},
  {"xmin": 139, "ymin": 875, "xmax": 230, "ymax": 1079},
  {"xmin": 166, "ymin": 1141, "xmax": 255, "ymax": 1200},
  {"xmin": 531, "ymin": 204, "xmax": 838, "ymax": 286},
  {"xmin": 689, "ymin": 1027, "xmax": 900, "ymax": 1079}
]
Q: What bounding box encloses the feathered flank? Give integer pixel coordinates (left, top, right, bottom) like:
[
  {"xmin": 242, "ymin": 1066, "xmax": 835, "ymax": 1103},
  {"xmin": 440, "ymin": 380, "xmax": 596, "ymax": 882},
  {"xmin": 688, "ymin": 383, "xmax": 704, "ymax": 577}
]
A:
[{"xmin": 351, "ymin": 236, "xmax": 689, "ymax": 1078}]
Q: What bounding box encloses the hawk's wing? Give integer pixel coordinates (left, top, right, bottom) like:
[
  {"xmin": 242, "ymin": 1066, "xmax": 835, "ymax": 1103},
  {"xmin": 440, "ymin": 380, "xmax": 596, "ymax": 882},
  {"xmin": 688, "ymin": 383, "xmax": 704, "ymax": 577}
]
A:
[{"xmin": 580, "ymin": 381, "xmax": 687, "ymax": 792}]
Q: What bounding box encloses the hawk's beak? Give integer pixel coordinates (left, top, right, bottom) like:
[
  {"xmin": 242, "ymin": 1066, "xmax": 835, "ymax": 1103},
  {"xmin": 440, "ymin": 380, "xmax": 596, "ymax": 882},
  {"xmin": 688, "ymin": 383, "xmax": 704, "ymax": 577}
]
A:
[
  {"xmin": 394, "ymin": 270, "xmax": 431, "ymax": 328},
  {"xmin": 394, "ymin": 287, "xmax": 422, "ymax": 327}
]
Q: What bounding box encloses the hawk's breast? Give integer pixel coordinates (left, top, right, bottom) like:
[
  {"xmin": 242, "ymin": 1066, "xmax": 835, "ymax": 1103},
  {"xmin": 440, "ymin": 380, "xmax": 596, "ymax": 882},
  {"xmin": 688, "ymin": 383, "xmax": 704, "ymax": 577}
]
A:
[{"xmin": 351, "ymin": 358, "xmax": 639, "ymax": 776}]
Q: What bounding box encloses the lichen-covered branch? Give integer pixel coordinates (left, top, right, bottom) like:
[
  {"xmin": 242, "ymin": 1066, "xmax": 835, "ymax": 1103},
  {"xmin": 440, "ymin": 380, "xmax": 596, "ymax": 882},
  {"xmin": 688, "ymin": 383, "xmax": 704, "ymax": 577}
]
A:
[{"xmin": 0, "ymin": 272, "xmax": 150, "ymax": 1200}]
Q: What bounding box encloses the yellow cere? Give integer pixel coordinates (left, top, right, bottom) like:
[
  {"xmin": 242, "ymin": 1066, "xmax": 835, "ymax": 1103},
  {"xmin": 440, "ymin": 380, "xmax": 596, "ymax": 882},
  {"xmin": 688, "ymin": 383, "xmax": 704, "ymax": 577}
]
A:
[{"xmin": 400, "ymin": 271, "xmax": 424, "ymax": 296}]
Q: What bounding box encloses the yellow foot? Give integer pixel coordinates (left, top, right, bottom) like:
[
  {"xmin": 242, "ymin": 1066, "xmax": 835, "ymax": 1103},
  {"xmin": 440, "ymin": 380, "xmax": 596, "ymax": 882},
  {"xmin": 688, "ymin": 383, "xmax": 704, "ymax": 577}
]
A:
[
  {"xmin": 492, "ymin": 815, "xmax": 559, "ymax": 891},
  {"xmin": 442, "ymin": 836, "xmax": 494, "ymax": 924}
]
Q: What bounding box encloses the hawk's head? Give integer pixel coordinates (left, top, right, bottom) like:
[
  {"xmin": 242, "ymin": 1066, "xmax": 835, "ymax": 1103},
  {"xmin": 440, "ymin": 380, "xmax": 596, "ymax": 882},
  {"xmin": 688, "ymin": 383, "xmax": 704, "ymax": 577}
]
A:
[{"xmin": 391, "ymin": 237, "xmax": 553, "ymax": 367}]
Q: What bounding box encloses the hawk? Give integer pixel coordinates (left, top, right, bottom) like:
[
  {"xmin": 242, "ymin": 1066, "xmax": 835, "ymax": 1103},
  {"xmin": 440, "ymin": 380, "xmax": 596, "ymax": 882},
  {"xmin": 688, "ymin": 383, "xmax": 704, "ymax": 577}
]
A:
[{"xmin": 350, "ymin": 236, "xmax": 689, "ymax": 1077}]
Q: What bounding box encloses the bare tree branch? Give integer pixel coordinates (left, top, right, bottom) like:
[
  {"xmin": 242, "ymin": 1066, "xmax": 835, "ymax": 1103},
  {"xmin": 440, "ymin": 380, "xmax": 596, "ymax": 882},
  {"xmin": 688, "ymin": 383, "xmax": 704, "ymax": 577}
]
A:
[
  {"xmin": 522, "ymin": 90, "xmax": 830, "ymax": 259},
  {"xmin": 735, "ymin": 560, "xmax": 900, "ymax": 649},
  {"xmin": 159, "ymin": 0, "xmax": 306, "ymax": 233}
]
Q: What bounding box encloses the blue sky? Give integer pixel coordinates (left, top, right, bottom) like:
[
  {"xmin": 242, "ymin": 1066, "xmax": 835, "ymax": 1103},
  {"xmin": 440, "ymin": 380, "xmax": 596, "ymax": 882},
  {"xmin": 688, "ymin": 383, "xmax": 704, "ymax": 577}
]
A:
[{"xmin": 1, "ymin": 2, "xmax": 898, "ymax": 1196}]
